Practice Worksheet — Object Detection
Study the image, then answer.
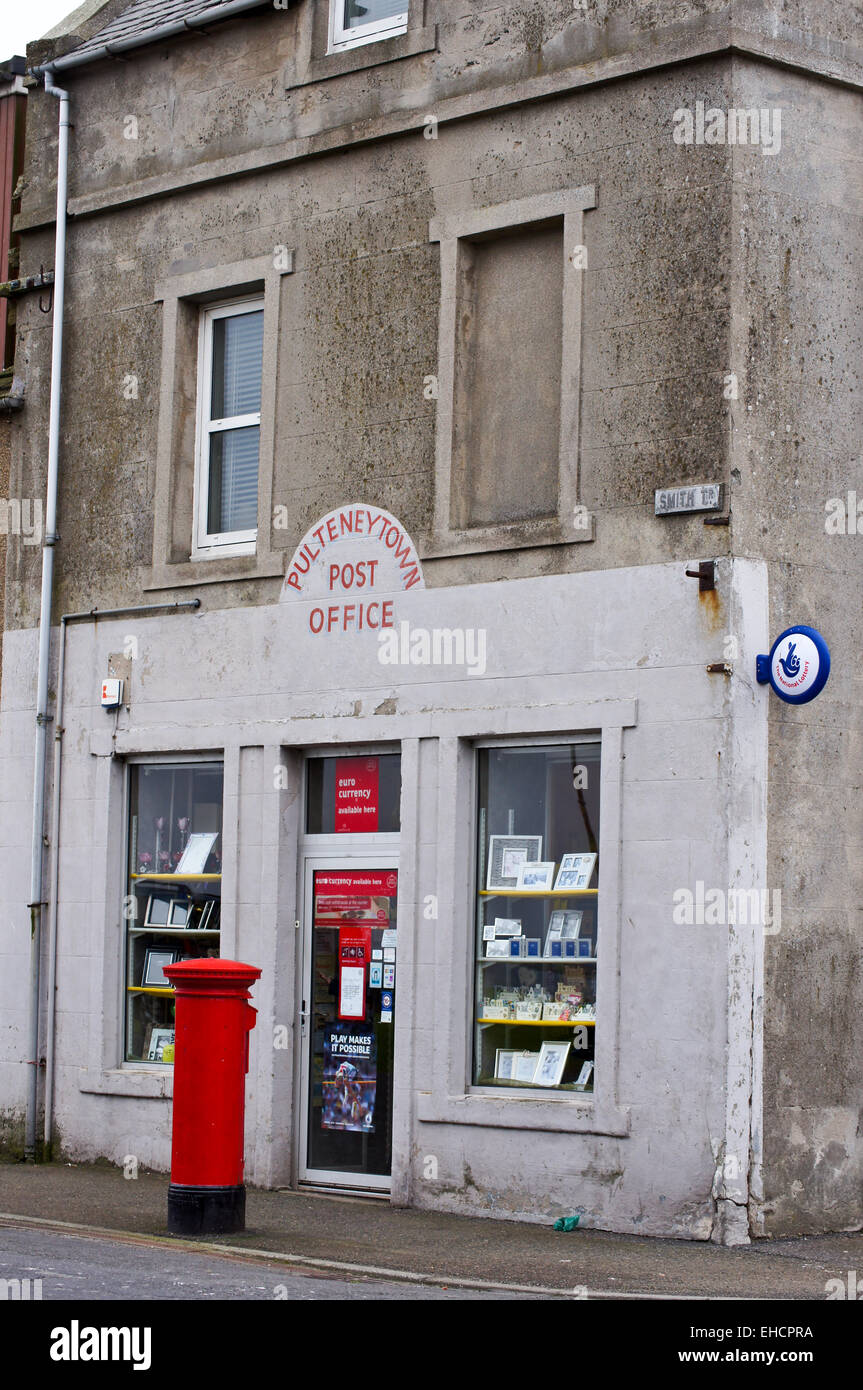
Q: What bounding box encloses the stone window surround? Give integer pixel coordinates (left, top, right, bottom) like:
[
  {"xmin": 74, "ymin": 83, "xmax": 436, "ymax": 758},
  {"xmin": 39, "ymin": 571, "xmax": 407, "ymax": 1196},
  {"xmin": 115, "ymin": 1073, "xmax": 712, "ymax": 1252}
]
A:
[
  {"xmin": 426, "ymin": 186, "xmax": 597, "ymax": 560},
  {"xmin": 81, "ymin": 696, "xmax": 633, "ymax": 1146},
  {"xmin": 283, "ymin": 0, "xmax": 435, "ymax": 91},
  {"xmin": 145, "ymin": 254, "xmax": 292, "ymax": 593},
  {"xmin": 192, "ymin": 294, "xmax": 265, "ymax": 559}
]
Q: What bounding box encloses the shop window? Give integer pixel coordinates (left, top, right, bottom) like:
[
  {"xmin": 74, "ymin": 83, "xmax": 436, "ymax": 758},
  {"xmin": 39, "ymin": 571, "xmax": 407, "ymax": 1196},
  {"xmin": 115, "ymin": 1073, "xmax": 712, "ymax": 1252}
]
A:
[
  {"xmin": 306, "ymin": 754, "xmax": 401, "ymax": 833},
  {"xmin": 193, "ymin": 298, "xmax": 264, "ymax": 557},
  {"xmin": 329, "ymin": 0, "xmax": 408, "ymax": 52},
  {"xmin": 474, "ymin": 741, "xmax": 601, "ymax": 1092},
  {"xmin": 124, "ymin": 761, "xmax": 224, "ymax": 1064}
]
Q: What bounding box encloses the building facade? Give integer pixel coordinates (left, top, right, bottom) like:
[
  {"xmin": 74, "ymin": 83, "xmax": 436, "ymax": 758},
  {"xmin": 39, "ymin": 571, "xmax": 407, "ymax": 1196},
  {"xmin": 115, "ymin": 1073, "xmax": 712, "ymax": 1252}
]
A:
[{"xmin": 0, "ymin": 0, "xmax": 860, "ymax": 1242}]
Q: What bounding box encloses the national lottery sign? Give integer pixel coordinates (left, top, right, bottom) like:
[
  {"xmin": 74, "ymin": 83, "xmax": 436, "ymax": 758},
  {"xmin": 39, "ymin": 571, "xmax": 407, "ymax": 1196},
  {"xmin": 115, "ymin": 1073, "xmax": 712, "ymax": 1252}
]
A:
[{"xmin": 756, "ymin": 625, "xmax": 830, "ymax": 705}]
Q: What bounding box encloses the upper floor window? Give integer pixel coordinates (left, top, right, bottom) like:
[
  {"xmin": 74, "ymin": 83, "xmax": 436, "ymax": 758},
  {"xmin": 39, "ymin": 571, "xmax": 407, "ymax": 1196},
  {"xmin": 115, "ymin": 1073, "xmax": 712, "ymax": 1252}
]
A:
[
  {"xmin": 193, "ymin": 297, "xmax": 264, "ymax": 558},
  {"xmin": 329, "ymin": 0, "xmax": 408, "ymax": 52}
]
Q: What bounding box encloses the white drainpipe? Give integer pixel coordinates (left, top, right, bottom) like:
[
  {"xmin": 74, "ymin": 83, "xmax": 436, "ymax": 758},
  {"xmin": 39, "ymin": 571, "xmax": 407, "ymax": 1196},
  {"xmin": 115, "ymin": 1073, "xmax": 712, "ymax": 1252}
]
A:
[{"xmin": 25, "ymin": 69, "xmax": 69, "ymax": 1158}]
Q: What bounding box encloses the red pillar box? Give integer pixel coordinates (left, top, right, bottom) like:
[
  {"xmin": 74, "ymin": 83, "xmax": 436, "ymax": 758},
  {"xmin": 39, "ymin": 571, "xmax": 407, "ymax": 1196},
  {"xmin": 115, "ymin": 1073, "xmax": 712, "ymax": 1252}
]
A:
[{"xmin": 163, "ymin": 959, "xmax": 261, "ymax": 1236}]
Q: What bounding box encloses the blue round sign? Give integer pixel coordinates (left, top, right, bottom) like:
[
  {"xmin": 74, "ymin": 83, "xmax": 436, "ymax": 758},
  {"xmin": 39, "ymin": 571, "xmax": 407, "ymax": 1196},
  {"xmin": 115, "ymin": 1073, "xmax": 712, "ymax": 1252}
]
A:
[{"xmin": 757, "ymin": 625, "xmax": 830, "ymax": 705}]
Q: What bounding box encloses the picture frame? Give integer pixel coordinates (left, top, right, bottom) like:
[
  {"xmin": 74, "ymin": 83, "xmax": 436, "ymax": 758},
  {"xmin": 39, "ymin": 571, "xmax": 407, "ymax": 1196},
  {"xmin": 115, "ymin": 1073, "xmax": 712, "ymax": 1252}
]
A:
[
  {"xmin": 174, "ymin": 831, "xmax": 219, "ymax": 876},
  {"xmin": 573, "ymin": 1059, "xmax": 594, "ymax": 1091},
  {"xmin": 554, "ymin": 853, "xmax": 597, "ymax": 891},
  {"xmin": 495, "ymin": 1049, "xmax": 518, "ymax": 1080},
  {"xmin": 167, "ymin": 897, "xmax": 192, "ymax": 928},
  {"xmin": 512, "ymin": 1051, "xmax": 540, "ymax": 1083},
  {"xmin": 144, "ymin": 893, "xmax": 172, "ymax": 927},
  {"xmin": 534, "ymin": 1040, "xmax": 571, "ymax": 1087},
  {"xmin": 486, "ymin": 835, "xmax": 542, "ymax": 891},
  {"xmin": 560, "ymin": 910, "xmax": 584, "ymax": 940},
  {"xmin": 491, "ymin": 917, "xmax": 522, "ymax": 937},
  {"xmin": 578, "ymin": 937, "xmax": 593, "ymax": 958},
  {"xmin": 197, "ymin": 899, "xmax": 215, "ymax": 930},
  {"xmin": 515, "ymin": 861, "xmax": 556, "ymax": 891},
  {"xmin": 484, "ymin": 940, "xmax": 511, "ymax": 959},
  {"xmin": 543, "ymin": 918, "xmax": 564, "ymax": 957},
  {"xmin": 142, "ymin": 948, "xmax": 177, "ymax": 987},
  {"xmin": 146, "ymin": 1026, "xmax": 175, "ymax": 1063}
]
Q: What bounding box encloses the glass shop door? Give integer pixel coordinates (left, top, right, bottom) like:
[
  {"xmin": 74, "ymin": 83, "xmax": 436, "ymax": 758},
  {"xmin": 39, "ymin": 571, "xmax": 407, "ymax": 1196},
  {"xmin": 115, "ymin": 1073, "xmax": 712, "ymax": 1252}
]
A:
[{"xmin": 298, "ymin": 855, "xmax": 399, "ymax": 1190}]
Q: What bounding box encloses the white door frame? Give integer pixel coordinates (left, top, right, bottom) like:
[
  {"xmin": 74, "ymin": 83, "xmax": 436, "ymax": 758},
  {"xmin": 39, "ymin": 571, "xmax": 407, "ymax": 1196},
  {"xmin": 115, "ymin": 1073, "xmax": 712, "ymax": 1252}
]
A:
[{"xmin": 297, "ymin": 836, "xmax": 400, "ymax": 1192}]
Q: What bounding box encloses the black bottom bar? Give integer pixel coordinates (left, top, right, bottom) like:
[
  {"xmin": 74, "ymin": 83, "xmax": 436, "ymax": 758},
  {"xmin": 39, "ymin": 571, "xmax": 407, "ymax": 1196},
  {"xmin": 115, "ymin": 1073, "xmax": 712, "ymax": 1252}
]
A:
[{"xmin": 167, "ymin": 1182, "xmax": 246, "ymax": 1235}]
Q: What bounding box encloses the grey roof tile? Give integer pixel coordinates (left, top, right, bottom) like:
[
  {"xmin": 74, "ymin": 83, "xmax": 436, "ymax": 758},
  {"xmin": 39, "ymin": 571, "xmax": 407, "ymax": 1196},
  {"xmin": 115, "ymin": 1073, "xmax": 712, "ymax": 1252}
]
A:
[{"xmin": 69, "ymin": 0, "xmax": 265, "ymax": 60}]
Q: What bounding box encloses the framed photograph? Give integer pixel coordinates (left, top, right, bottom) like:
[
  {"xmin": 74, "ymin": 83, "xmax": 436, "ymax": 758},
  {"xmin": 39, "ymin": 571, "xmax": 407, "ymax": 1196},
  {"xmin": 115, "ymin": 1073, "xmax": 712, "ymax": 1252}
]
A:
[
  {"xmin": 144, "ymin": 893, "xmax": 172, "ymax": 927},
  {"xmin": 554, "ymin": 853, "xmax": 597, "ymax": 891},
  {"xmin": 491, "ymin": 917, "xmax": 522, "ymax": 937},
  {"xmin": 524, "ymin": 938, "xmax": 541, "ymax": 958},
  {"xmin": 174, "ymin": 831, "xmax": 219, "ymax": 876},
  {"xmin": 168, "ymin": 897, "xmax": 192, "ymax": 928},
  {"xmin": 486, "ymin": 835, "xmax": 542, "ymax": 891},
  {"xmin": 142, "ymin": 948, "xmax": 177, "ymax": 987},
  {"xmin": 561, "ymin": 910, "xmax": 584, "ymax": 940},
  {"xmin": 534, "ymin": 1040, "xmax": 571, "ymax": 1087},
  {"xmin": 542, "ymin": 1002, "xmax": 565, "ymax": 1021},
  {"xmin": 512, "ymin": 1051, "xmax": 540, "ymax": 1083},
  {"xmin": 574, "ymin": 1059, "xmax": 594, "ymax": 1091},
  {"xmin": 577, "ymin": 938, "xmax": 593, "ymax": 958},
  {"xmin": 515, "ymin": 861, "xmax": 556, "ymax": 891},
  {"xmin": 543, "ymin": 917, "xmax": 564, "ymax": 957},
  {"xmin": 495, "ymin": 1049, "xmax": 518, "ymax": 1080},
  {"xmin": 482, "ymin": 923, "xmax": 496, "ymax": 942},
  {"xmin": 146, "ymin": 1026, "xmax": 175, "ymax": 1063},
  {"xmin": 484, "ymin": 940, "xmax": 511, "ymax": 959}
]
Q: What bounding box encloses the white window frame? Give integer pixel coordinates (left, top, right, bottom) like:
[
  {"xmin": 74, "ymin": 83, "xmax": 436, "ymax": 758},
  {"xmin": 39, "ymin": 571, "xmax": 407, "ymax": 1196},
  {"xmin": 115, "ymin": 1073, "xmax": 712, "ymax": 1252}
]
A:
[
  {"xmin": 328, "ymin": 0, "xmax": 408, "ymax": 53},
  {"xmin": 192, "ymin": 296, "xmax": 264, "ymax": 559}
]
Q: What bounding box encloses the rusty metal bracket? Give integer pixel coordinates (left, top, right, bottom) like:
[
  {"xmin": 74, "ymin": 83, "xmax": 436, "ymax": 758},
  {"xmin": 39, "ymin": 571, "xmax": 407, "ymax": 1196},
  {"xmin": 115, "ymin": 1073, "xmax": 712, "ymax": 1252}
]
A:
[{"xmin": 685, "ymin": 560, "xmax": 716, "ymax": 592}]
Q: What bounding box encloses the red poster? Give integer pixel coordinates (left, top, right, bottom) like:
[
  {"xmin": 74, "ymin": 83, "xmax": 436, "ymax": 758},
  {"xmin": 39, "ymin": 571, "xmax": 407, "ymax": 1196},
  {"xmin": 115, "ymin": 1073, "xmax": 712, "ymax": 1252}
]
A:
[{"xmin": 334, "ymin": 757, "xmax": 379, "ymax": 833}]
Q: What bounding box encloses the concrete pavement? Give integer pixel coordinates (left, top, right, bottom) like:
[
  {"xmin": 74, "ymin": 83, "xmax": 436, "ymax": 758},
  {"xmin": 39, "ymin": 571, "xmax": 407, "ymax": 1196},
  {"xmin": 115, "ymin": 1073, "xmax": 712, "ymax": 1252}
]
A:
[{"xmin": 2, "ymin": 1160, "xmax": 862, "ymax": 1300}]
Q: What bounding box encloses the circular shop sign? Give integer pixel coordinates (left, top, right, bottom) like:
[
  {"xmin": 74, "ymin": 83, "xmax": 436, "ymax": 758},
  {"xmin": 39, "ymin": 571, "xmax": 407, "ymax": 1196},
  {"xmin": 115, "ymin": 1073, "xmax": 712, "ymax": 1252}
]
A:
[{"xmin": 767, "ymin": 626, "xmax": 830, "ymax": 704}]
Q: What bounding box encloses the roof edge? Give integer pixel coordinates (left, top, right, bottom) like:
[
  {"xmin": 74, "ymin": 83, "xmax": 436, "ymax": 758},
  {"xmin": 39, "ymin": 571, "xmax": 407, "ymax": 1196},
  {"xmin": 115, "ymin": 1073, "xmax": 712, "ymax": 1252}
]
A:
[{"xmin": 29, "ymin": 0, "xmax": 274, "ymax": 77}]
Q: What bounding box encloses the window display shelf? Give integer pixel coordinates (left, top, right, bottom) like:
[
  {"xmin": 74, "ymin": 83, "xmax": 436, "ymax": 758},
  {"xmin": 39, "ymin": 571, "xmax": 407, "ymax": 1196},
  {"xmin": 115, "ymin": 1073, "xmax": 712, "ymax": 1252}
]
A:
[
  {"xmin": 127, "ymin": 986, "xmax": 174, "ymax": 996},
  {"xmin": 131, "ymin": 872, "xmax": 222, "ymax": 882},
  {"xmin": 477, "ymin": 1077, "xmax": 594, "ymax": 1092},
  {"xmin": 477, "ymin": 1017, "xmax": 595, "ymax": 1027},
  {"xmin": 129, "ymin": 927, "xmax": 221, "ymax": 937},
  {"xmin": 480, "ymin": 888, "xmax": 597, "ymax": 898},
  {"xmin": 481, "ymin": 957, "xmax": 596, "ymax": 965}
]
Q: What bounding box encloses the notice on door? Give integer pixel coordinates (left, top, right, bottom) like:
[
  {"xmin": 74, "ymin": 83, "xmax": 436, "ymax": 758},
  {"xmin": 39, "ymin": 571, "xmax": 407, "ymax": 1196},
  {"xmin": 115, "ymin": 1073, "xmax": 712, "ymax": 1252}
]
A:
[
  {"xmin": 322, "ymin": 1024, "xmax": 377, "ymax": 1133},
  {"xmin": 334, "ymin": 757, "xmax": 379, "ymax": 832}
]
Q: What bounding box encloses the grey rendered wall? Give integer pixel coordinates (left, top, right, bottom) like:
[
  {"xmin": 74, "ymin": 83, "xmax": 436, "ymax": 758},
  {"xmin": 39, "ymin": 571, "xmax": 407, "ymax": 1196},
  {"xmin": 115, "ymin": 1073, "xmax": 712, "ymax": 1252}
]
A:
[
  {"xmin": 726, "ymin": 56, "xmax": 863, "ymax": 1235},
  {"xmin": 0, "ymin": 557, "xmax": 769, "ymax": 1238}
]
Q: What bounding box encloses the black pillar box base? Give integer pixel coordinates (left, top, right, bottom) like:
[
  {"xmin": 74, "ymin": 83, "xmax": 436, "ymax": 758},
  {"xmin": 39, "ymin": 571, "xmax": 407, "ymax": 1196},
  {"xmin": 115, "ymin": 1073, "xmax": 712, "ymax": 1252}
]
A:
[{"xmin": 168, "ymin": 1183, "xmax": 246, "ymax": 1235}]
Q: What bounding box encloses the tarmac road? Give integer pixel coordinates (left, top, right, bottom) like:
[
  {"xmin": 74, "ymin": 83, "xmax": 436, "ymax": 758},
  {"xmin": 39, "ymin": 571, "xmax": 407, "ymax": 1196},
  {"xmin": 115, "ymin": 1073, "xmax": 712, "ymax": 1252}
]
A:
[{"xmin": 0, "ymin": 1222, "xmax": 534, "ymax": 1300}]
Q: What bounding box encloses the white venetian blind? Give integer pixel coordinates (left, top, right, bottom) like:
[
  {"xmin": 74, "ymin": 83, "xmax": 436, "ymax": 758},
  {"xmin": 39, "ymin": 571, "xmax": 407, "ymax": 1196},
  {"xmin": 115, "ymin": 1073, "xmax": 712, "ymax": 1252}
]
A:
[
  {"xmin": 343, "ymin": 0, "xmax": 405, "ymax": 30},
  {"xmin": 206, "ymin": 307, "xmax": 263, "ymax": 536}
]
